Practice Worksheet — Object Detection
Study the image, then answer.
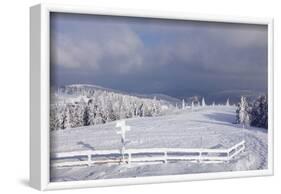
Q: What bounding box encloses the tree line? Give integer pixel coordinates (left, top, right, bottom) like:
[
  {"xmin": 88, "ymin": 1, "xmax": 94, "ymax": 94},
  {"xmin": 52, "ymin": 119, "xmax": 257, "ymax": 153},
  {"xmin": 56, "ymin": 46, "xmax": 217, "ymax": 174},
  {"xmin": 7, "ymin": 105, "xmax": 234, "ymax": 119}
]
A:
[{"xmin": 50, "ymin": 90, "xmax": 167, "ymax": 131}]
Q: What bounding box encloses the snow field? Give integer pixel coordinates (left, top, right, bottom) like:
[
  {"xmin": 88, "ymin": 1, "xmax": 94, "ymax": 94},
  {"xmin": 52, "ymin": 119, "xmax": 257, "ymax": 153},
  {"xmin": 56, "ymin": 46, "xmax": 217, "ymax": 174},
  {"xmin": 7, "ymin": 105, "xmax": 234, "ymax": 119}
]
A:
[{"xmin": 50, "ymin": 105, "xmax": 267, "ymax": 182}]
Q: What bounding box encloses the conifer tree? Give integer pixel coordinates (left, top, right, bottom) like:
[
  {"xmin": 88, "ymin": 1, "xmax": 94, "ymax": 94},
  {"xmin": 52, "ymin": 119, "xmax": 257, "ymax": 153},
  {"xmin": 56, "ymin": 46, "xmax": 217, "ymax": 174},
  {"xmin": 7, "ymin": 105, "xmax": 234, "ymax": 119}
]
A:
[
  {"xmin": 239, "ymin": 96, "xmax": 250, "ymax": 128},
  {"xmin": 226, "ymin": 98, "xmax": 230, "ymax": 106},
  {"xmin": 202, "ymin": 97, "xmax": 206, "ymax": 107},
  {"xmin": 182, "ymin": 99, "xmax": 185, "ymax": 109}
]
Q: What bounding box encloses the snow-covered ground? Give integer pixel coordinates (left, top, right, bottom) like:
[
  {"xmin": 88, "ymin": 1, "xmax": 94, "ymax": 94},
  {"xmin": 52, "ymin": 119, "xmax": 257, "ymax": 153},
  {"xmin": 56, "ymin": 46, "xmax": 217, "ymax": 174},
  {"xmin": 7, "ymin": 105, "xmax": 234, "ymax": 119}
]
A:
[{"xmin": 50, "ymin": 105, "xmax": 267, "ymax": 182}]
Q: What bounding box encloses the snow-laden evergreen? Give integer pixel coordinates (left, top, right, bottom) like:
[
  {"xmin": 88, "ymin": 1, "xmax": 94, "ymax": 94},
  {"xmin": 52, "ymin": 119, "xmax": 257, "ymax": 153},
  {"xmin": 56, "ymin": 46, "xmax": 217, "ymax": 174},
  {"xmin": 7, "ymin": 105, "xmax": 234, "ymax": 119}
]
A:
[
  {"xmin": 250, "ymin": 96, "xmax": 268, "ymax": 128},
  {"xmin": 236, "ymin": 95, "xmax": 268, "ymax": 129},
  {"xmin": 226, "ymin": 98, "xmax": 230, "ymax": 106},
  {"xmin": 202, "ymin": 97, "xmax": 206, "ymax": 107},
  {"xmin": 191, "ymin": 101, "xmax": 194, "ymax": 110},
  {"xmin": 237, "ymin": 96, "xmax": 251, "ymax": 128},
  {"xmin": 50, "ymin": 89, "xmax": 172, "ymax": 131}
]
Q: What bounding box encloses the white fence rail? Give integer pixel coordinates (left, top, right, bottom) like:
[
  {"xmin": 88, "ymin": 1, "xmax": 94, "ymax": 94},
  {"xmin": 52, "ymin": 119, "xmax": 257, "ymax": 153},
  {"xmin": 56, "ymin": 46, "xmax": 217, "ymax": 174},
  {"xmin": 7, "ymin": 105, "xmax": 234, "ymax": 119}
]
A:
[{"xmin": 51, "ymin": 140, "xmax": 245, "ymax": 168}]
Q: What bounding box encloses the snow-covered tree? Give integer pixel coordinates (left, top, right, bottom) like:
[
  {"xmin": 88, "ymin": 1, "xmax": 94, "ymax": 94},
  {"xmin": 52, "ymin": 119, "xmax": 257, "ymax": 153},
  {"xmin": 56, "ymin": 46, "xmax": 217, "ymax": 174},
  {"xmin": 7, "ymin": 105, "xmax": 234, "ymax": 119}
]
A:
[
  {"xmin": 191, "ymin": 101, "xmax": 194, "ymax": 110},
  {"xmin": 182, "ymin": 99, "xmax": 185, "ymax": 109},
  {"xmin": 212, "ymin": 101, "xmax": 215, "ymax": 107},
  {"xmin": 61, "ymin": 105, "xmax": 72, "ymax": 129},
  {"xmin": 83, "ymin": 104, "xmax": 90, "ymax": 126},
  {"xmin": 50, "ymin": 88, "xmax": 169, "ymax": 130},
  {"xmin": 71, "ymin": 104, "xmax": 84, "ymax": 128},
  {"xmin": 250, "ymin": 96, "xmax": 268, "ymax": 128},
  {"xmin": 236, "ymin": 95, "xmax": 267, "ymax": 129},
  {"xmin": 50, "ymin": 104, "xmax": 61, "ymax": 131},
  {"xmin": 238, "ymin": 96, "xmax": 250, "ymax": 128},
  {"xmin": 226, "ymin": 98, "xmax": 230, "ymax": 106},
  {"xmin": 202, "ymin": 97, "xmax": 206, "ymax": 107}
]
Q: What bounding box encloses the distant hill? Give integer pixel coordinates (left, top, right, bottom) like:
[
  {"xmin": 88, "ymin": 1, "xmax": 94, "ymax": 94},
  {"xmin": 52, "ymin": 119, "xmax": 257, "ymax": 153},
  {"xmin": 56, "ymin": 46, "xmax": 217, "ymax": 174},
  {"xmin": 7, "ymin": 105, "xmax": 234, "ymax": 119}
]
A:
[
  {"xmin": 54, "ymin": 84, "xmax": 181, "ymax": 106},
  {"xmin": 206, "ymin": 90, "xmax": 266, "ymax": 105},
  {"xmin": 52, "ymin": 85, "xmax": 265, "ymax": 106}
]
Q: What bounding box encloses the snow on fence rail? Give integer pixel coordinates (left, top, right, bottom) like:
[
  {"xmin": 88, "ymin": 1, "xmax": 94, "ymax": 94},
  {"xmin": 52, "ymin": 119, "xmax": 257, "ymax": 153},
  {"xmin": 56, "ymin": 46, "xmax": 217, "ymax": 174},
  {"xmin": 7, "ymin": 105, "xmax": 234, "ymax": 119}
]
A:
[{"xmin": 51, "ymin": 140, "xmax": 245, "ymax": 168}]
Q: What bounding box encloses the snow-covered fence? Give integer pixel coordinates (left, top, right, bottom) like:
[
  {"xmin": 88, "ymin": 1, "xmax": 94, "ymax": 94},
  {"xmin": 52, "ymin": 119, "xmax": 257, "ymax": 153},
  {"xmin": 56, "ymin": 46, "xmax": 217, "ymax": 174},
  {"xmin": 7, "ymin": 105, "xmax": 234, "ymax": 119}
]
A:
[{"xmin": 51, "ymin": 141, "xmax": 245, "ymax": 167}]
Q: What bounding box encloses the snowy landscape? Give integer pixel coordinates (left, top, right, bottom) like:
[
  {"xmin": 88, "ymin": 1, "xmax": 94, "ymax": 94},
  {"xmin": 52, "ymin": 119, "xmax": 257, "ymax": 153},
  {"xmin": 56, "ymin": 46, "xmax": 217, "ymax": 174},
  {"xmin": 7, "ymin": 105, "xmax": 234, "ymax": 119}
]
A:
[
  {"xmin": 50, "ymin": 85, "xmax": 268, "ymax": 182},
  {"xmin": 49, "ymin": 13, "xmax": 268, "ymax": 182}
]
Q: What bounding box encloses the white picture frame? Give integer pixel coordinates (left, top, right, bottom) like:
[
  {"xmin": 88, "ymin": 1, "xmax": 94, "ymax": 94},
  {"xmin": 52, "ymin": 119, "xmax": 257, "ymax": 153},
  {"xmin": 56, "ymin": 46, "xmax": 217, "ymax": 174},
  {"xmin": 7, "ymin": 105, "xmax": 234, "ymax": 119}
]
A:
[{"xmin": 30, "ymin": 3, "xmax": 274, "ymax": 191}]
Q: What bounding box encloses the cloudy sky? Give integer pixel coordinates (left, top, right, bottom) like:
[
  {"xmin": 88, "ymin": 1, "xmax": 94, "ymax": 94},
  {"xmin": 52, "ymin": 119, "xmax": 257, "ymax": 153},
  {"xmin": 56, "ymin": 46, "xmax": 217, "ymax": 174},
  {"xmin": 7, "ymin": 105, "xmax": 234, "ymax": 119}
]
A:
[{"xmin": 50, "ymin": 13, "xmax": 268, "ymax": 98}]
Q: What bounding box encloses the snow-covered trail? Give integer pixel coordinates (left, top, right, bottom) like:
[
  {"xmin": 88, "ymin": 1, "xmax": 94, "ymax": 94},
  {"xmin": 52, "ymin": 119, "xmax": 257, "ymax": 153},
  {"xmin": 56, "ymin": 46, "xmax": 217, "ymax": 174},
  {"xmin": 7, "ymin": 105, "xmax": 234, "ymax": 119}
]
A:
[{"xmin": 50, "ymin": 106, "xmax": 268, "ymax": 182}]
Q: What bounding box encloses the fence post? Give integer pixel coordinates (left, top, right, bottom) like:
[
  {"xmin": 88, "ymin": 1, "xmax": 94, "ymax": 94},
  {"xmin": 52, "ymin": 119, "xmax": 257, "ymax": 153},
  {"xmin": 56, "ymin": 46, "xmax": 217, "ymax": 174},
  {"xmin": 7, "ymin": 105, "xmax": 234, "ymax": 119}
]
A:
[
  {"xmin": 121, "ymin": 146, "xmax": 125, "ymax": 163},
  {"xmin": 164, "ymin": 151, "xmax": 167, "ymax": 163},
  {"xmin": 198, "ymin": 151, "xmax": 201, "ymax": 163},
  {"xmin": 128, "ymin": 152, "xmax": 131, "ymax": 165},
  {"xmin": 226, "ymin": 151, "xmax": 230, "ymax": 162},
  {"xmin": 88, "ymin": 154, "xmax": 91, "ymax": 166}
]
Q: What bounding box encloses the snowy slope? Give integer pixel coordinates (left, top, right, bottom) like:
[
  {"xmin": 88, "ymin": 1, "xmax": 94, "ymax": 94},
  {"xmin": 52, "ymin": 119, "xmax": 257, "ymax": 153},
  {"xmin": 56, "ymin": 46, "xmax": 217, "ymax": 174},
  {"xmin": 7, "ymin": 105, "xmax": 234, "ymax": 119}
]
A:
[
  {"xmin": 50, "ymin": 106, "xmax": 267, "ymax": 182},
  {"xmin": 53, "ymin": 84, "xmax": 181, "ymax": 105}
]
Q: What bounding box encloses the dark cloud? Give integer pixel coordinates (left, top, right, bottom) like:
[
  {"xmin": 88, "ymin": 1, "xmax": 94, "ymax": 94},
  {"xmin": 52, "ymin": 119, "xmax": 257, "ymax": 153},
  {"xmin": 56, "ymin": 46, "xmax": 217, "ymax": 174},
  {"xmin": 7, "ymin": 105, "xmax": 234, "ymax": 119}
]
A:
[{"xmin": 50, "ymin": 13, "xmax": 268, "ymax": 98}]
